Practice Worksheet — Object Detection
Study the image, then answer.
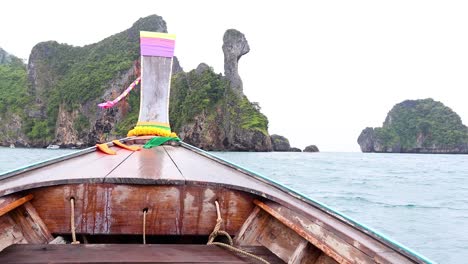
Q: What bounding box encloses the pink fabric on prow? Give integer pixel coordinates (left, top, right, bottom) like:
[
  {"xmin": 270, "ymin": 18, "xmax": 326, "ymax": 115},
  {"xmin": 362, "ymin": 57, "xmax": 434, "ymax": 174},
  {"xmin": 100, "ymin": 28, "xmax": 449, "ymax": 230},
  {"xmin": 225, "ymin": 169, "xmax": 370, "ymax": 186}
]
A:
[{"xmin": 98, "ymin": 77, "xmax": 141, "ymax": 109}]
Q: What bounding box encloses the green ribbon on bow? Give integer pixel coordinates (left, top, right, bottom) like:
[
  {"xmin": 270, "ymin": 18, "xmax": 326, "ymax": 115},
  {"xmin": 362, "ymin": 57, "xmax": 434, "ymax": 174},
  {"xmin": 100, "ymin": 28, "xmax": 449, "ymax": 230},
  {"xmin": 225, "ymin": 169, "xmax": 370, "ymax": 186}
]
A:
[{"xmin": 143, "ymin": 136, "xmax": 180, "ymax": 149}]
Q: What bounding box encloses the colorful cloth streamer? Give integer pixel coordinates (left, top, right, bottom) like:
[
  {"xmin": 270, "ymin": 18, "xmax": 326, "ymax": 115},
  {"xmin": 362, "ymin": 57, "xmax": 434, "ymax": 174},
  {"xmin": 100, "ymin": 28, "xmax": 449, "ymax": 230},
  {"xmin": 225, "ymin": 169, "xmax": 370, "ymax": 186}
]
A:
[
  {"xmin": 143, "ymin": 136, "xmax": 180, "ymax": 149},
  {"xmin": 98, "ymin": 77, "xmax": 141, "ymax": 109},
  {"xmin": 140, "ymin": 31, "xmax": 176, "ymax": 57}
]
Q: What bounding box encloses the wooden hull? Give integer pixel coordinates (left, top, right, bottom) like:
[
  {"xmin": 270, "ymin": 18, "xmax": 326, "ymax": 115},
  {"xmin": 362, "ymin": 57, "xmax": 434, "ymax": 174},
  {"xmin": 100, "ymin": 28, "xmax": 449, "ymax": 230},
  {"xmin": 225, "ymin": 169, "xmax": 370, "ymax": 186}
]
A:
[{"xmin": 0, "ymin": 139, "xmax": 431, "ymax": 263}]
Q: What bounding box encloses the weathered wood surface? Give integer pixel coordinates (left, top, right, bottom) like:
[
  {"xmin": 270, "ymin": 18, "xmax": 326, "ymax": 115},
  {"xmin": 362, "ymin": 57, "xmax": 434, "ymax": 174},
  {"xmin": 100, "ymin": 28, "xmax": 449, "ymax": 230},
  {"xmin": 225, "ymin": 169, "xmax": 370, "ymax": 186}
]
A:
[
  {"xmin": 103, "ymin": 147, "xmax": 184, "ymax": 184},
  {"xmin": 254, "ymin": 200, "xmax": 414, "ymax": 264},
  {"xmin": 288, "ymin": 240, "xmax": 310, "ymax": 264},
  {"xmin": 8, "ymin": 202, "xmax": 53, "ymax": 244},
  {"xmin": 0, "ymin": 244, "xmax": 247, "ymax": 263},
  {"xmin": 256, "ymin": 213, "xmax": 306, "ymax": 263},
  {"xmin": 0, "ymin": 147, "xmax": 132, "ymax": 196},
  {"xmin": 0, "ymin": 194, "xmax": 52, "ymax": 250},
  {"xmin": 235, "ymin": 246, "xmax": 285, "ymax": 264},
  {"xmin": 235, "ymin": 206, "xmax": 267, "ymax": 246},
  {"xmin": 139, "ymin": 56, "xmax": 172, "ymax": 123},
  {"xmin": 29, "ymin": 184, "xmax": 254, "ymax": 235},
  {"xmin": 297, "ymin": 243, "xmax": 323, "ymax": 264},
  {"xmin": 0, "ymin": 214, "xmax": 27, "ymax": 251},
  {"xmin": 0, "ymin": 194, "xmax": 33, "ymax": 217}
]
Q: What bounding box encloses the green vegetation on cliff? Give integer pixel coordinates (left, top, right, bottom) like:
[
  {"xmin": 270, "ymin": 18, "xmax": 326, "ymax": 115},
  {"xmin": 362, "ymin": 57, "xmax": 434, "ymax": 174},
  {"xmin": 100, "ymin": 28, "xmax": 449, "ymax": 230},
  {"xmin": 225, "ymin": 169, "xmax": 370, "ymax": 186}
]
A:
[
  {"xmin": 169, "ymin": 66, "xmax": 269, "ymax": 136},
  {"xmin": 170, "ymin": 67, "xmax": 228, "ymax": 132},
  {"xmin": 0, "ymin": 57, "xmax": 29, "ymax": 115},
  {"xmin": 19, "ymin": 16, "xmax": 165, "ymax": 143},
  {"xmin": 372, "ymin": 99, "xmax": 468, "ymax": 149}
]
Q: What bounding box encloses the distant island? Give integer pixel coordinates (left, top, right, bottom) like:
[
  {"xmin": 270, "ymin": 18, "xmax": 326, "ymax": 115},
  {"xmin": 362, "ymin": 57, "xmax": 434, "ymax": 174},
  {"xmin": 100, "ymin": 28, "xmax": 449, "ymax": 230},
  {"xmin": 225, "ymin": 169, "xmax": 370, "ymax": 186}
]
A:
[
  {"xmin": 358, "ymin": 98, "xmax": 468, "ymax": 154},
  {"xmin": 0, "ymin": 15, "xmax": 311, "ymax": 151}
]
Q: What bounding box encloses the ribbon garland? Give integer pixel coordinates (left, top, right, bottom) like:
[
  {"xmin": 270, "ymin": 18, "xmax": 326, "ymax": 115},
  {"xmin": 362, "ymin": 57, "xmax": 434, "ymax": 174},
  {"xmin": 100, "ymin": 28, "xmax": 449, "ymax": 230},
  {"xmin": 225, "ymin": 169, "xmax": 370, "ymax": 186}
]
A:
[{"xmin": 98, "ymin": 77, "xmax": 141, "ymax": 109}]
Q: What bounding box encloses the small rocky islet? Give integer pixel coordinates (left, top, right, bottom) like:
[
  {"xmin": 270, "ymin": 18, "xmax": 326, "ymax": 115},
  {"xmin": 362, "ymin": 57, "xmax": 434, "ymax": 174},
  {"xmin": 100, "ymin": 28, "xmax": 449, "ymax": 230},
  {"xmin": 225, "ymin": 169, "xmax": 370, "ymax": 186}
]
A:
[{"xmin": 358, "ymin": 98, "xmax": 468, "ymax": 154}]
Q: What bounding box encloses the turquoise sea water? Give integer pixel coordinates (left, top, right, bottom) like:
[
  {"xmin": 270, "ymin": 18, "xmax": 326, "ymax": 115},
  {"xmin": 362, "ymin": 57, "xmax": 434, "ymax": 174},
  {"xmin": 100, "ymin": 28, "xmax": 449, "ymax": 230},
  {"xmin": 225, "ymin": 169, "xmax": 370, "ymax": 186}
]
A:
[{"xmin": 1, "ymin": 148, "xmax": 467, "ymax": 263}]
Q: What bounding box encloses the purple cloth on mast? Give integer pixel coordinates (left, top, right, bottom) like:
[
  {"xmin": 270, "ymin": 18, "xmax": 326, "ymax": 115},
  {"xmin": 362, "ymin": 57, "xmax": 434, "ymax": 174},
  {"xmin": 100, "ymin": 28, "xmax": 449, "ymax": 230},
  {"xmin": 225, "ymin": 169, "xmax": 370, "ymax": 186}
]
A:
[
  {"xmin": 140, "ymin": 37, "xmax": 175, "ymax": 46},
  {"xmin": 140, "ymin": 37, "xmax": 175, "ymax": 57}
]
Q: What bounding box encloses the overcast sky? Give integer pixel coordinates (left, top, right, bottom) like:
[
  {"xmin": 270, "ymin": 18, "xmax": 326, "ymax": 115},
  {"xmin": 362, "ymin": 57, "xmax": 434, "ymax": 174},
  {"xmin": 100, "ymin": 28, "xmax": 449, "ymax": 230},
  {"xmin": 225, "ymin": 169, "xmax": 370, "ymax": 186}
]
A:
[{"xmin": 1, "ymin": 0, "xmax": 467, "ymax": 151}]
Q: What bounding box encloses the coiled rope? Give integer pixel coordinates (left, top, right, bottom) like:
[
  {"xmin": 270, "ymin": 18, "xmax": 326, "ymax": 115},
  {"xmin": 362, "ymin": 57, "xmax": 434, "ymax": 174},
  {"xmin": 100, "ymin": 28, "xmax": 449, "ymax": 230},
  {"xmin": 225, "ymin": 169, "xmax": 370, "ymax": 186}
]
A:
[
  {"xmin": 207, "ymin": 201, "xmax": 270, "ymax": 264},
  {"xmin": 70, "ymin": 198, "xmax": 80, "ymax": 244}
]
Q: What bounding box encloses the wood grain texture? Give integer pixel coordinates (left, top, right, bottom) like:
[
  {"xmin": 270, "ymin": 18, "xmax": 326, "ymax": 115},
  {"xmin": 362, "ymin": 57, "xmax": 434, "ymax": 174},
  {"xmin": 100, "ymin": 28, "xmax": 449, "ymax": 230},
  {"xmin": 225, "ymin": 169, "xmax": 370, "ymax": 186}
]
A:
[
  {"xmin": 315, "ymin": 253, "xmax": 340, "ymax": 264},
  {"xmin": 257, "ymin": 216, "xmax": 306, "ymax": 263},
  {"xmin": 0, "ymin": 194, "xmax": 33, "ymax": 217},
  {"xmin": 254, "ymin": 200, "xmax": 416, "ymax": 264},
  {"xmin": 29, "ymin": 184, "xmax": 254, "ymax": 236},
  {"xmin": 234, "ymin": 207, "xmax": 270, "ymax": 246},
  {"xmin": 235, "ymin": 246, "xmax": 286, "ymax": 264},
  {"xmin": 0, "ymin": 147, "xmax": 132, "ymax": 196},
  {"xmin": 288, "ymin": 240, "xmax": 309, "ymax": 264},
  {"xmin": 8, "ymin": 203, "xmax": 52, "ymax": 244},
  {"xmin": 0, "ymin": 214, "xmax": 27, "ymax": 251},
  {"xmin": 139, "ymin": 56, "xmax": 172, "ymax": 123},
  {"xmin": 22, "ymin": 202, "xmax": 54, "ymax": 242},
  {"xmin": 0, "ymin": 244, "xmax": 246, "ymax": 263},
  {"xmin": 254, "ymin": 200, "xmax": 379, "ymax": 264},
  {"xmin": 104, "ymin": 146, "xmax": 184, "ymax": 184},
  {"xmin": 299, "ymin": 244, "xmax": 323, "ymax": 264}
]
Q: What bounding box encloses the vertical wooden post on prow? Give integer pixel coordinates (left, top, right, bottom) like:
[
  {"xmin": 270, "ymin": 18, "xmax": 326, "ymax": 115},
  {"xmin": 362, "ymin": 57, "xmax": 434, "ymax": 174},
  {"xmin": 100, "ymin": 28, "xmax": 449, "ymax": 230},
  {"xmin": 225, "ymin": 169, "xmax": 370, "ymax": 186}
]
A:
[
  {"xmin": 127, "ymin": 31, "xmax": 178, "ymax": 139},
  {"xmin": 70, "ymin": 197, "xmax": 80, "ymax": 245}
]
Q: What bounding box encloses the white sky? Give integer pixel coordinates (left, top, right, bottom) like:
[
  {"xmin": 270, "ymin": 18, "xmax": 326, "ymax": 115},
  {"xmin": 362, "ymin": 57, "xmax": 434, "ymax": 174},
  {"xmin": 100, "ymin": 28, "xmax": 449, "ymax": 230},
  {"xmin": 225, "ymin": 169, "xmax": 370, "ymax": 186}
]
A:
[{"xmin": 1, "ymin": 0, "xmax": 467, "ymax": 152}]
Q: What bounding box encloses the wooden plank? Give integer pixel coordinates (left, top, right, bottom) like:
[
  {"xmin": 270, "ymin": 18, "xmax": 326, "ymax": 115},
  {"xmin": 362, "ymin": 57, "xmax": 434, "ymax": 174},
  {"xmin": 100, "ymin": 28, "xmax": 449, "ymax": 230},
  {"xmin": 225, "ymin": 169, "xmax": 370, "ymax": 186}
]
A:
[
  {"xmin": 0, "ymin": 244, "xmax": 247, "ymax": 263},
  {"xmin": 7, "ymin": 201, "xmax": 53, "ymax": 244},
  {"xmin": 254, "ymin": 200, "xmax": 375, "ymax": 264},
  {"xmin": 29, "ymin": 184, "xmax": 254, "ymax": 235},
  {"xmin": 22, "ymin": 202, "xmax": 54, "ymax": 242},
  {"xmin": 257, "ymin": 215, "xmax": 306, "ymax": 263},
  {"xmin": 0, "ymin": 194, "xmax": 33, "ymax": 217},
  {"xmin": 139, "ymin": 56, "xmax": 172, "ymax": 123},
  {"xmin": 235, "ymin": 208, "xmax": 270, "ymax": 246},
  {"xmin": 299, "ymin": 244, "xmax": 322, "ymax": 264},
  {"xmin": 0, "ymin": 214, "xmax": 27, "ymax": 251},
  {"xmin": 104, "ymin": 146, "xmax": 185, "ymax": 184},
  {"xmin": 288, "ymin": 240, "xmax": 308, "ymax": 264},
  {"xmin": 0, "ymin": 147, "xmax": 133, "ymax": 196},
  {"xmin": 235, "ymin": 246, "xmax": 286, "ymax": 264},
  {"xmin": 315, "ymin": 253, "xmax": 340, "ymax": 264}
]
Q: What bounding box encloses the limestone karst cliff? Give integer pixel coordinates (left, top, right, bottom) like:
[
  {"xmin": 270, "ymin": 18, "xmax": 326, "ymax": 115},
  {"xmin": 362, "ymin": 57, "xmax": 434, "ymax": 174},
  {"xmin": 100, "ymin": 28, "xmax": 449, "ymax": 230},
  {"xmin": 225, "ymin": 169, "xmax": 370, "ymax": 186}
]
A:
[
  {"xmin": 358, "ymin": 99, "xmax": 468, "ymax": 153},
  {"xmin": 167, "ymin": 29, "xmax": 272, "ymax": 151},
  {"xmin": 0, "ymin": 16, "xmax": 273, "ymax": 151}
]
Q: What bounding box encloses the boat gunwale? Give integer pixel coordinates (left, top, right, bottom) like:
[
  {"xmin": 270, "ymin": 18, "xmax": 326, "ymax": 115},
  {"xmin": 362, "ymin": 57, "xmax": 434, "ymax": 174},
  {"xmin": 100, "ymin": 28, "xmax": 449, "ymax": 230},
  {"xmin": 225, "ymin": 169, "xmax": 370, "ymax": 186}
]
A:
[{"xmin": 0, "ymin": 139, "xmax": 133, "ymax": 181}]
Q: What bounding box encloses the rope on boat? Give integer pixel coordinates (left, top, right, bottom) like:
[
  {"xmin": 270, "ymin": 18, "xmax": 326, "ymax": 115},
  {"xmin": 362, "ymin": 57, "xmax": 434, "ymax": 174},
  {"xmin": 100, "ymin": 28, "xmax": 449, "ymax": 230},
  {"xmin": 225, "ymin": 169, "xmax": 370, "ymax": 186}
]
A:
[
  {"xmin": 143, "ymin": 209, "xmax": 147, "ymax": 244},
  {"xmin": 207, "ymin": 201, "xmax": 270, "ymax": 264},
  {"xmin": 70, "ymin": 198, "xmax": 80, "ymax": 244}
]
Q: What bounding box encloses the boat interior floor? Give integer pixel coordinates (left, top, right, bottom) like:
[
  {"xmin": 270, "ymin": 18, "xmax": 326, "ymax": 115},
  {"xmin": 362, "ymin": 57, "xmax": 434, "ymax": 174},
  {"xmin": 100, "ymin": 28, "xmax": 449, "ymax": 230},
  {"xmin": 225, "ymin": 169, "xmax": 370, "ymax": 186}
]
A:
[{"xmin": 0, "ymin": 244, "xmax": 285, "ymax": 263}]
